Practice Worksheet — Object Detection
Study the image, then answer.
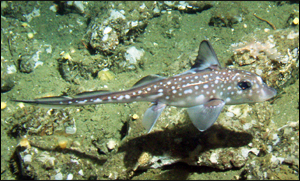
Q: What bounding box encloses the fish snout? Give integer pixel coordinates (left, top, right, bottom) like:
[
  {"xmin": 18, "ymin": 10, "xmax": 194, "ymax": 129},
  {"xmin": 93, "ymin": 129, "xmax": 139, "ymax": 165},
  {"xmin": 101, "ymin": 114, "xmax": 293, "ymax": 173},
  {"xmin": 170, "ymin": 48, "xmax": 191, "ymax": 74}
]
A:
[{"xmin": 259, "ymin": 85, "xmax": 277, "ymax": 102}]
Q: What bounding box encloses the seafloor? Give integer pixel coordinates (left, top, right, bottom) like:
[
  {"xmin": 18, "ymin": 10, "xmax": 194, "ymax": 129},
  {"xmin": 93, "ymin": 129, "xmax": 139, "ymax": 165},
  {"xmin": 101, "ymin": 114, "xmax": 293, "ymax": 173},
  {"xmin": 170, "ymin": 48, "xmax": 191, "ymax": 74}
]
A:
[{"xmin": 1, "ymin": 1, "xmax": 299, "ymax": 180}]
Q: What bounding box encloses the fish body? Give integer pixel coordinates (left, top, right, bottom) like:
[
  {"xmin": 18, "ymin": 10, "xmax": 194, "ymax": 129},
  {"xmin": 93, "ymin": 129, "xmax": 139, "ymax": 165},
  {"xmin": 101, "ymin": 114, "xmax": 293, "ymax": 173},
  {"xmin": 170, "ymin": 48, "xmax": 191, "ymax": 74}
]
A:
[{"xmin": 14, "ymin": 40, "xmax": 277, "ymax": 132}]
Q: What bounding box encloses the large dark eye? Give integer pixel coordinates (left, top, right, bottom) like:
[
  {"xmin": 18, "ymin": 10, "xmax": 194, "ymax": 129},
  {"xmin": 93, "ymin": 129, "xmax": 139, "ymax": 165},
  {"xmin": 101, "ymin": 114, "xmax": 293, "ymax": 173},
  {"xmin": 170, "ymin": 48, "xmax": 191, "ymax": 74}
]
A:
[{"xmin": 238, "ymin": 81, "xmax": 252, "ymax": 90}]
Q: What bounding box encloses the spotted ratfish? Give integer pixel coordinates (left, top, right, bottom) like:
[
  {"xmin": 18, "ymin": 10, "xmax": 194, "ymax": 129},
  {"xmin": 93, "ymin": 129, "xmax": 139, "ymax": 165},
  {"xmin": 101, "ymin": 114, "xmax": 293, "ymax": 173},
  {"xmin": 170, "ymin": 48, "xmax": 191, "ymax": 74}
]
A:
[{"xmin": 14, "ymin": 40, "xmax": 277, "ymax": 132}]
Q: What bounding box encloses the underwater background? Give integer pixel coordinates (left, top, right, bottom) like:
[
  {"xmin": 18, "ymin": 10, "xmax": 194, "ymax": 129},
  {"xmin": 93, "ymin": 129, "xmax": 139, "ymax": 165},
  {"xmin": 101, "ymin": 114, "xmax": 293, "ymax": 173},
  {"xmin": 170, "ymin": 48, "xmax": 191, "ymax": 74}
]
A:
[{"xmin": 1, "ymin": 1, "xmax": 299, "ymax": 180}]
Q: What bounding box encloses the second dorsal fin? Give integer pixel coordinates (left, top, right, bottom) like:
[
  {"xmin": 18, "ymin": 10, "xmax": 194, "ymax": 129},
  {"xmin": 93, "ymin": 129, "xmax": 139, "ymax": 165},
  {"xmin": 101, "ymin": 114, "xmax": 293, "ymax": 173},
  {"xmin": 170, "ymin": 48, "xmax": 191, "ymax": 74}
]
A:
[{"xmin": 132, "ymin": 74, "xmax": 166, "ymax": 88}]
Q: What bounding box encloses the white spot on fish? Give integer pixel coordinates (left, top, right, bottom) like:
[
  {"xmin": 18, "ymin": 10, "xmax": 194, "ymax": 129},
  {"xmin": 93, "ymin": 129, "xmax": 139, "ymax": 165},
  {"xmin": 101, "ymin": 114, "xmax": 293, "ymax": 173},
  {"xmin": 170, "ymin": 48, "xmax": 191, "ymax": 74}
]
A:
[
  {"xmin": 78, "ymin": 100, "xmax": 87, "ymax": 104},
  {"xmin": 147, "ymin": 87, "xmax": 151, "ymax": 91},
  {"xmin": 184, "ymin": 89, "xmax": 193, "ymax": 94},
  {"xmin": 125, "ymin": 95, "xmax": 130, "ymax": 99},
  {"xmin": 203, "ymin": 84, "xmax": 209, "ymax": 89},
  {"xmin": 117, "ymin": 95, "xmax": 124, "ymax": 100},
  {"xmin": 195, "ymin": 94, "xmax": 205, "ymax": 103},
  {"xmin": 94, "ymin": 98, "xmax": 102, "ymax": 103},
  {"xmin": 158, "ymin": 89, "xmax": 164, "ymax": 93}
]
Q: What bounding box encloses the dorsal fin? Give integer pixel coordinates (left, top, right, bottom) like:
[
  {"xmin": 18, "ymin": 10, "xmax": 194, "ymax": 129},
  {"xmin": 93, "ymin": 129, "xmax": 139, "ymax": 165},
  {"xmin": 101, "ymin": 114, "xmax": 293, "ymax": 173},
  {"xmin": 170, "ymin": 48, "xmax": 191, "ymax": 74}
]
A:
[
  {"xmin": 132, "ymin": 74, "xmax": 166, "ymax": 88},
  {"xmin": 192, "ymin": 40, "xmax": 221, "ymax": 70}
]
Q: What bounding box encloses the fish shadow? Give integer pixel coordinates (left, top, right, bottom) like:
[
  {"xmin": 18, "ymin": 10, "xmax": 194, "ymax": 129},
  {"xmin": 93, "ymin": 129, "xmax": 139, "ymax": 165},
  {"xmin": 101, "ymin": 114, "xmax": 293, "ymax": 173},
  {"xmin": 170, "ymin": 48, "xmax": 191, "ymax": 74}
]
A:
[{"xmin": 118, "ymin": 122, "xmax": 253, "ymax": 173}]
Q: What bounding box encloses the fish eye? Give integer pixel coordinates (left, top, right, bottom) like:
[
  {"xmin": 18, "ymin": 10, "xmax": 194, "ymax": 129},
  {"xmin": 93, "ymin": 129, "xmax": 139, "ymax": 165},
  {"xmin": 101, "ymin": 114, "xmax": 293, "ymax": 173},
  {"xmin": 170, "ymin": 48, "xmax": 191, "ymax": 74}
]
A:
[{"xmin": 238, "ymin": 81, "xmax": 252, "ymax": 90}]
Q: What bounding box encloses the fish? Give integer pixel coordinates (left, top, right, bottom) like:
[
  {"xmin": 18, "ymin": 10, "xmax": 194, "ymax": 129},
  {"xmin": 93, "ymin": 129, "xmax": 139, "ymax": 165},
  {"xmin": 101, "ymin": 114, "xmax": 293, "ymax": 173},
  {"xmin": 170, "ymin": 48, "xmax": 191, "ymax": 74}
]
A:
[{"xmin": 13, "ymin": 40, "xmax": 277, "ymax": 133}]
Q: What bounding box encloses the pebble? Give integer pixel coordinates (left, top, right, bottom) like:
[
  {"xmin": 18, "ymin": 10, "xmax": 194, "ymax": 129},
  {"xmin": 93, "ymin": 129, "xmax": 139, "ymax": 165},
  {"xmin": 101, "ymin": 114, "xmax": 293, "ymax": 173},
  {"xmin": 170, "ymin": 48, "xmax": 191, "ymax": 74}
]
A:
[
  {"xmin": 106, "ymin": 139, "xmax": 117, "ymax": 151},
  {"xmin": 292, "ymin": 17, "xmax": 299, "ymax": 25},
  {"xmin": 66, "ymin": 173, "xmax": 73, "ymax": 180},
  {"xmin": 78, "ymin": 169, "xmax": 84, "ymax": 176},
  {"xmin": 27, "ymin": 32, "xmax": 34, "ymax": 39},
  {"xmin": 54, "ymin": 172, "xmax": 63, "ymax": 180},
  {"xmin": 1, "ymin": 102, "xmax": 6, "ymax": 109},
  {"xmin": 24, "ymin": 154, "xmax": 32, "ymax": 163},
  {"xmin": 65, "ymin": 126, "xmax": 76, "ymax": 134},
  {"xmin": 132, "ymin": 114, "xmax": 139, "ymax": 119}
]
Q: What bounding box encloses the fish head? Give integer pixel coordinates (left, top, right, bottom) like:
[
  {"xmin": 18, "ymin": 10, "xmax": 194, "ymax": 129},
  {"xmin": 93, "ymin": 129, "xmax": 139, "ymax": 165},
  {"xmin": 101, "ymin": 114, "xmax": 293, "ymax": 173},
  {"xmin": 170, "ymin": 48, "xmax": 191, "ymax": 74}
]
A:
[{"xmin": 225, "ymin": 69, "xmax": 277, "ymax": 104}]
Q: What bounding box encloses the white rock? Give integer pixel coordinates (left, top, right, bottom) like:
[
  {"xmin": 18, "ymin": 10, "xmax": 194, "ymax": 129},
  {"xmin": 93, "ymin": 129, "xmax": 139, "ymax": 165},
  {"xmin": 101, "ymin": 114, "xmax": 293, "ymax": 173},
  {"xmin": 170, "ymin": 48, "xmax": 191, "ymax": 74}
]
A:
[
  {"xmin": 272, "ymin": 133, "xmax": 280, "ymax": 145},
  {"xmin": 250, "ymin": 148, "xmax": 260, "ymax": 156},
  {"xmin": 34, "ymin": 61, "xmax": 43, "ymax": 68},
  {"xmin": 124, "ymin": 46, "xmax": 144, "ymax": 65},
  {"xmin": 54, "ymin": 172, "xmax": 63, "ymax": 180},
  {"xmin": 153, "ymin": 6, "xmax": 161, "ymax": 15},
  {"xmin": 225, "ymin": 112, "xmax": 234, "ymax": 118},
  {"xmin": 241, "ymin": 147, "xmax": 260, "ymax": 158},
  {"xmin": 243, "ymin": 123, "xmax": 252, "ymax": 130},
  {"xmin": 65, "ymin": 126, "xmax": 76, "ymax": 134},
  {"xmin": 140, "ymin": 3, "xmax": 146, "ymax": 10},
  {"xmin": 102, "ymin": 34, "xmax": 109, "ymax": 41},
  {"xmin": 78, "ymin": 169, "xmax": 84, "ymax": 176},
  {"xmin": 103, "ymin": 26, "xmax": 112, "ymax": 35},
  {"xmin": 106, "ymin": 139, "xmax": 117, "ymax": 151},
  {"xmin": 209, "ymin": 153, "xmax": 218, "ymax": 164},
  {"xmin": 73, "ymin": 1, "xmax": 85, "ymax": 13},
  {"xmin": 24, "ymin": 154, "xmax": 32, "ymax": 163},
  {"xmin": 228, "ymin": 105, "xmax": 241, "ymax": 117},
  {"xmin": 241, "ymin": 148, "xmax": 250, "ymax": 158},
  {"xmin": 131, "ymin": 21, "xmax": 139, "ymax": 27},
  {"xmin": 66, "ymin": 173, "xmax": 73, "ymax": 180},
  {"xmin": 7, "ymin": 64, "xmax": 17, "ymax": 74},
  {"xmin": 49, "ymin": 5, "xmax": 57, "ymax": 12},
  {"xmin": 271, "ymin": 155, "xmax": 284, "ymax": 164},
  {"xmin": 110, "ymin": 9, "xmax": 125, "ymax": 20}
]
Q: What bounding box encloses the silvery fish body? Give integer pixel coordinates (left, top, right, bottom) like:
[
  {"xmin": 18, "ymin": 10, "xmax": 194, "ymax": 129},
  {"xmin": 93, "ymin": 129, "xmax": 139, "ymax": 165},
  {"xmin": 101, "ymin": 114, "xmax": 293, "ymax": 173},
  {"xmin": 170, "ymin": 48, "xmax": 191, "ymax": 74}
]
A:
[{"xmin": 14, "ymin": 40, "xmax": 277, "ymax": 132}]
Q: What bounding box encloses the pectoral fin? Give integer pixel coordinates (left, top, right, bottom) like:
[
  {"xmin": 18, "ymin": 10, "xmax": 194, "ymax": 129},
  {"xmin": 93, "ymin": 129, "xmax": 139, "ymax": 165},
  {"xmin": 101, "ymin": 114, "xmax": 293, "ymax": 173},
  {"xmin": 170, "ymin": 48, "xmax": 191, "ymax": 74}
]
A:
[
  {"xmin": 187, "ymin": 99, "xmax": 225, "ymax": 131},
  {"xmin": 142, "ymin": 102, "xmax": 166, "ymax": 133}
]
